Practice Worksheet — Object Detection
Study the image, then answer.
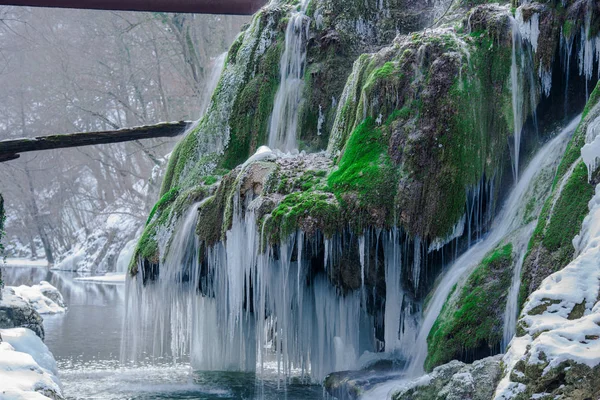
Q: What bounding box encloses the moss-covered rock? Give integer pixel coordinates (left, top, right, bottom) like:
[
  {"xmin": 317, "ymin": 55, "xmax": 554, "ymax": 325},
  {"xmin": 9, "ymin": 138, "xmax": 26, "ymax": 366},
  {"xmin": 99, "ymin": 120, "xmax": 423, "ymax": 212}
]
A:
[
  {"xmin": 328, "ymin": 7, "xmax": 515, "ymax": 241},
  {"xmin": 426, "ymin": 244, "xmax": 513, "ymax": 371}
]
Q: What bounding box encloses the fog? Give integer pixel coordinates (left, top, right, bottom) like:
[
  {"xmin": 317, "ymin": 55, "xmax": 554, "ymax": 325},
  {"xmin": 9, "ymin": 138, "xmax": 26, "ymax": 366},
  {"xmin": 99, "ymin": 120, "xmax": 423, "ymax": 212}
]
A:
[{"xmin": 0, "ymin": 6, "xmax": 247, "ymax": 269}]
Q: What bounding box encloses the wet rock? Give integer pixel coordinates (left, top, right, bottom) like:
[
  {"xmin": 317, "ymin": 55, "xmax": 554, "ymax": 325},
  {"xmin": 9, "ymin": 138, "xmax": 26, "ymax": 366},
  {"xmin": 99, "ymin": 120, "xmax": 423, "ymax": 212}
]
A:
[
  {"xmin": 0, "ymin": 288, "xmax": 45, "ymax": 340},
  {"xmin": 392, "ymin": 356, "xmax": 502, "ymax": 400}
]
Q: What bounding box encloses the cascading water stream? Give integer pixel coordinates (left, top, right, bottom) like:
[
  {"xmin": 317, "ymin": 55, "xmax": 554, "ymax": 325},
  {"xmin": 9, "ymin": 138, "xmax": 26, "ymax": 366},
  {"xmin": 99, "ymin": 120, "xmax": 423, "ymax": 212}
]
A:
[
  {"xmin": 403, "ymin": 118, "xmax": 575, "ymax": 379},
  {"xmin": 199, "ymin": 52, "xmax": 227, "ymax": 115},
  {"xmin": 268, "ymin": 0, "xmax": 311, "ymax": 152},
  {"xmin": 511, "ymin": 18, "xmax": 525, "ymax": 182},
  {"xmin": 502, "ymin": 116, "xmax": 581, "ymax": 349}
]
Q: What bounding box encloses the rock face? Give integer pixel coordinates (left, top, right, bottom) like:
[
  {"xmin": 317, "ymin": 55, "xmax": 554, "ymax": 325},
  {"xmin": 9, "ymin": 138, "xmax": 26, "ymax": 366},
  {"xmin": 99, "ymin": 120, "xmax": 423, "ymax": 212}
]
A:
[
  {"xmin": 495, "ymin": 114, "xmax": 600, "ymax": 399},
  {"xmin": 392, "ymin": 355, "xmax": 503, "ymax": 400},
  {"xmin": 0, "ymin": 288, "xmax": 45, "ymax": 340}
]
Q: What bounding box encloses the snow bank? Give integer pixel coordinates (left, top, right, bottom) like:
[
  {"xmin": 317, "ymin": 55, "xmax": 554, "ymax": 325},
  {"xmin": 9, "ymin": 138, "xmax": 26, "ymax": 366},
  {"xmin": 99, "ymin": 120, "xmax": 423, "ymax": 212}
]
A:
[
  {"xmin": 0, "ymin": 328, "xmax": 62, "ymax": 400},
  {"xmin": 74, "ymin": 273, "xmax": 126, "ymax": 285},
  {"xmin": 10, "ymin": 282, "xmax": 66, "ymax": 315},
  {"xmin": 495, "ymin": 184, "xmax": 600, "ymax": 399}
]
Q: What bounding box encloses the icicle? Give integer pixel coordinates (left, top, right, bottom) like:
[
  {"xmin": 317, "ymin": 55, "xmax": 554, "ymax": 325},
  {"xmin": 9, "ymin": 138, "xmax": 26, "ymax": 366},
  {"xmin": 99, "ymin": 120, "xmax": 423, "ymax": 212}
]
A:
[
  {"xmin": 412, "ymin": 237, "xmax": 422, "ymax": 292},
  {"xmin": 358, "ymin": 234, "xmax": 366, "ymax": 290},
  {"xmin": 516, "ymin": 10, "xmax": 540, "ymax": 53},
  {"xmin": 383, "ymin": 228, "xmax": 403, "ymax": 353},
  {"xmin": 561, "ymin": 31, "xmax": 575, "ymax": 115},
  {"xmin": 317, "ymin": 105, "xmax": 324, "ymax": 136}
]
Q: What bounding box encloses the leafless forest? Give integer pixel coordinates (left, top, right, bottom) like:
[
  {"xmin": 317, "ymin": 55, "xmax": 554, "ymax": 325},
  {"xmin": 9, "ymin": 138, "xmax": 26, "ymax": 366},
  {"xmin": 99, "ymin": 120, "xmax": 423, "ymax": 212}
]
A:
[{"xmin": 0, "ymin": 6, "xmax": 247, "ymax": 267}]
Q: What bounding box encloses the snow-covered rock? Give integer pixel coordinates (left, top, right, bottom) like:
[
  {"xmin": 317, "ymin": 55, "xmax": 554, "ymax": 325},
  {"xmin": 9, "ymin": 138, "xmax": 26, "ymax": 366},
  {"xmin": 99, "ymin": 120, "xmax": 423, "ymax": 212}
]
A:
[
  {"xmin": 495, "ymin": 184, "xmax": 600, "ymax": 400},
  {"xmin": 0, "ymin": 288, "xmax": 45, "ymax": 339},
  {"xmin": 391, "ymin": 356, "xmax": 502, "ymax": 400},
  {"xmin": 0, "ymin": 328, "xmax": 63, "ymax": 400},
  {"xmin": 11, "ymin": 282, "xmax": 66, "ymax": 315},
  {"xmin": 51, "ymin": 191, "xmax": 144, "ymax": 274}
]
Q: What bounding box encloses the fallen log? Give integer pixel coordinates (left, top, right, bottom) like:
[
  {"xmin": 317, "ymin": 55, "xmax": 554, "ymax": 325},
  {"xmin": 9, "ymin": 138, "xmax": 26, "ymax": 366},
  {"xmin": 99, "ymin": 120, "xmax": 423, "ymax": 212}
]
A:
[{"xmin": 0, "ymin": 121, "xmax": 192, "ymax": 163}]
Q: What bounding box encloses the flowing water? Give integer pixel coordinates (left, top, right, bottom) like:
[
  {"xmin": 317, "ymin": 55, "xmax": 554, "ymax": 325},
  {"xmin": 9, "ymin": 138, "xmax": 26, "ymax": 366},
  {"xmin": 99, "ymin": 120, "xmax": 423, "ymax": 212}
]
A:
[
  {"xmin": 1, "ymin": 264, "xmax": 322, "ymax": 399},
  {"xmin": 268, "ymin": 0, "xmax": 311, "ymax": 152},
  {"xmin": 510, "ymin": 17, "xmax": 527, "ymax": 182}
]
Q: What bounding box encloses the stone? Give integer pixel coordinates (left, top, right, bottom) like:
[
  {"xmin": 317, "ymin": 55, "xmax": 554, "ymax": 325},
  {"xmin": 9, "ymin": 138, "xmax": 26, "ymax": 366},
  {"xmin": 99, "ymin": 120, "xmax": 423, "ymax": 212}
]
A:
[{"xmin": 0, "ymin": 288, "xmax": 45, "ymax": 340}]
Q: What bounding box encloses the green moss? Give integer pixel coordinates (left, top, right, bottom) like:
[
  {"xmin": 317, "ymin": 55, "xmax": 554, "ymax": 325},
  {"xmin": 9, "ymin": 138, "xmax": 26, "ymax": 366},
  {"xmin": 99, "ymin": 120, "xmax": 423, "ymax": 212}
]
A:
[
  {"xmin": 426, "ymin": 243, "xmax": 513, "ymax": 371},
  {"xmin": 265, "ymin": 190, "xmax": 341, "ymax": 241},
  {"xmin": 328, "ymin": 118, "xmax": 398, "ymax": 222},
  {"xmin": 222, "ymin": 36, "xmax": 283, "ymax": 169},
  {"xmin": 147, "ymin": 187, "xmax": 180, "ymax": 225},
  {"xmin": 204, "ymin": 176, "xmax": 218, "ymax": 186},
  {"xmin": 542, "ymin": 162, "xmax": 593, "ymax": 263},
  {"xmin": 554, "ymin": 84, "xmax": 600, "ymax": 185}
]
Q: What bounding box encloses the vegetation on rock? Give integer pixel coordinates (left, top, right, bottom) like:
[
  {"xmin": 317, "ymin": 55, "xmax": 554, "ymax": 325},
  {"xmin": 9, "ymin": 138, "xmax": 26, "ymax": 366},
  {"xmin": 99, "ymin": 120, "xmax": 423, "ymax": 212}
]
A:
[
  {"xmin": 519, "ymin": 82, "xmax": 600, "ymax": 312},
  {"xmin": 426, "ymin": 243, "xmax": 513, "ymax": 371}
]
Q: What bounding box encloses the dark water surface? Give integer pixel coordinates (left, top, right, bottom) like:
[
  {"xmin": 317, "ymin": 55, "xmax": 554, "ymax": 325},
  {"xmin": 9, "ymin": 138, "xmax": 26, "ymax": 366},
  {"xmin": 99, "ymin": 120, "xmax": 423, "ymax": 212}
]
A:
[{"xmin": 2, "ymin": 265, "xmax": 324, "ymax": 399}]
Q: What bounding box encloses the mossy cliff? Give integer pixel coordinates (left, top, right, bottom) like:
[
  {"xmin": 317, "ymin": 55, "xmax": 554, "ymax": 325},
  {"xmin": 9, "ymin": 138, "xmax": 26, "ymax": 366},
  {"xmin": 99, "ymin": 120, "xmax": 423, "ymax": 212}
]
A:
[
  {"xmin": 327, "ymin": 5, "xmax": 517, "ymax": 242},
  {"xmin": 133, "ymin": 0, "xmax": 454, "ymax": 270},
  {"xmin": 518, "ymin": 81, "xmax": 600, "ymax": 313}
]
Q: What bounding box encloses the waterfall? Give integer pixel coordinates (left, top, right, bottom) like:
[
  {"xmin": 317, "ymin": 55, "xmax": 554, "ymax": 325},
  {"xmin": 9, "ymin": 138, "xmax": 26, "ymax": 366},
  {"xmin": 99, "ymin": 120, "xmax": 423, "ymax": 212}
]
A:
[
  {"xmin": 122, "ymin": 174, "xmax": 377, "ymax": 380},
  {"xmin": 199, "ymin": 52, "xmax": 228, "ymax": 115},
  {"xmin": 511, "ymin": 18, "xmax": 525, "ymax": 182},
  {"xmin": 268, "ymin": 0, "xmax": 311, "ymax": 152},
  {"xmin": 403, "ymin": 118, "xmax": 575, "ymax": 379},
  {"xmin": 121, "ymin": 201, "xmax": 202, "ymax": 364}
]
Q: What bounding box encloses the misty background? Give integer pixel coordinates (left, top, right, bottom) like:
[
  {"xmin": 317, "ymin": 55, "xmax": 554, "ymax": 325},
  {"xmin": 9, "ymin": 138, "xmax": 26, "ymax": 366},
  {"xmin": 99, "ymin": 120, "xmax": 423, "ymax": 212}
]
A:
[{"xmin": 0, "ymin": 6, "xmax": 248, "ymax": 271}]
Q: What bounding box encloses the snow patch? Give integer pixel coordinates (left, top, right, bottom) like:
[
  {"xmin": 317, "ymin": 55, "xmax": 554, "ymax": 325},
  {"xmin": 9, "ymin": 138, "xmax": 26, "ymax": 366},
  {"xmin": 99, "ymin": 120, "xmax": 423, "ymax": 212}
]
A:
[
  {"xmin": 495, "ymin": 183, "xmax": 600, "ymax": 399},
  {"xmin": 0, "ymin": 328, "xmax": 62, "ymax": 400}
]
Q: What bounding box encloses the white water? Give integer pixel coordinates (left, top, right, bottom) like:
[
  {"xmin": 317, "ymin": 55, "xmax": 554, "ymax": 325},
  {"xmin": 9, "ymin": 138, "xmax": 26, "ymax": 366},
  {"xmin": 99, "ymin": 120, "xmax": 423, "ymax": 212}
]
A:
[
  {"xmin": 402, "ymin": 118, "xmax": 575, "ymax": 380},
  {"xmin": 268, "ymin": 0, "xmax": 311, "ymax": 152},
  {"xmin": 200, "ymin": 53, "xmax": 228, "ymax": 115},
  {"xmin": 501, "ymin": 225, "xmax": 533, "ymax": 350},
  {"xmin": 511, "ymin": 18, "xmax": 525, "ymax": 182}
]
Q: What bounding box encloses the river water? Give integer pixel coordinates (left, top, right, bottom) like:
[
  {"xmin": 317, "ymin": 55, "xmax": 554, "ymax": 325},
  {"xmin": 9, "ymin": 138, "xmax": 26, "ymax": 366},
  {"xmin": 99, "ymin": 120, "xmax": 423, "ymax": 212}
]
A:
[{"xmin": 2, "ymin": 264, "xmax": 323, "ymax": 399}]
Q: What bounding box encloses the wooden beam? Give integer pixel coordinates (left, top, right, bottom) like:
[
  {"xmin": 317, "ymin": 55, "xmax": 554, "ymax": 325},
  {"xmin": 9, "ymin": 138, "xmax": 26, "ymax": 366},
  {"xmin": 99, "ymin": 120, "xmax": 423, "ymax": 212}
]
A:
[
  {"xmin": 0, "ymin": 0, "xmax": 267, "ymax": 15},
  {"xmin": 0, "ymin": 121, "xmax": 192, "ymax": 162}
]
